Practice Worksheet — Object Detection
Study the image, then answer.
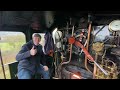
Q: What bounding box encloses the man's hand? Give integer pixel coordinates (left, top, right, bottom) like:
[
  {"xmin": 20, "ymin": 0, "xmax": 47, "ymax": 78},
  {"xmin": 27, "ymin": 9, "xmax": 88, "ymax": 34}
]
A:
[
  {"xmin": 30, "ymin": 46, "xmax": 37, "ymax": 56},
  {"xmin": 43, "ymin": 66, "xmax": 48, "ymax": 71}
]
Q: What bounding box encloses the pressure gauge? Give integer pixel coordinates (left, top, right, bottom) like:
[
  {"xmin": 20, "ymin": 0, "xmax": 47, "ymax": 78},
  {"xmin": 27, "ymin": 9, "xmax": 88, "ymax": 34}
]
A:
[{"xmin": 109, "ymin": 20, "xmax": 120, "ymax": 32}]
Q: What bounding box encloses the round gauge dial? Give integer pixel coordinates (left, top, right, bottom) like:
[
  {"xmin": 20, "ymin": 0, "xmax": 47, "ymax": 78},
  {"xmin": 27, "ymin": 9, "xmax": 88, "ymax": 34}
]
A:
[{"xmin": 109, "ymin": 20, "xmax": 120, "ymax": 32}]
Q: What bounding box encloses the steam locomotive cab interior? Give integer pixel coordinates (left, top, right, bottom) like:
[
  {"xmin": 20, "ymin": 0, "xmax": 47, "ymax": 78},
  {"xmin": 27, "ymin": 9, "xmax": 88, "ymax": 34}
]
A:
[{"xmin": 0, "ymin": 11, "xmax": 120, "ymax": 79}]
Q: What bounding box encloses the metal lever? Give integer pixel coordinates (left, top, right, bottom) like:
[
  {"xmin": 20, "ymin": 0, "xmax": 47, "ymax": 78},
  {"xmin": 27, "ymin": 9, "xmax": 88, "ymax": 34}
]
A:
[{"xmin": 94, "ymin": 61, "xmax": 108, "ymax": 75}]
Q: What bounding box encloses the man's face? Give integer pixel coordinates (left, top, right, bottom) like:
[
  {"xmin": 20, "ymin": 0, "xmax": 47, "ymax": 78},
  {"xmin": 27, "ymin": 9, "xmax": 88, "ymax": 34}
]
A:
[{"xmin": 33, "ymin": 36, "xmax": 41, "ymax": 46}]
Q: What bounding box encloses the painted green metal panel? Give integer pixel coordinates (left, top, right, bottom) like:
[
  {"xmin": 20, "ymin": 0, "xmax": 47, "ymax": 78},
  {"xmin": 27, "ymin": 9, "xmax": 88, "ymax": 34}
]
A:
[{"xmin": 8, "ymin": 62, "xmax": 18, "ymax": 79}]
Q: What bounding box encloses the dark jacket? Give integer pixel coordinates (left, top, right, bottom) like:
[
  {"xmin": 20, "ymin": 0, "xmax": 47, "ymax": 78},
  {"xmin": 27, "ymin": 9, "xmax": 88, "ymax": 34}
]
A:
[
  {"xmin": 16, "ymin": 40, "xmax": 46, "ymax": 74},
  {"xmin": 44, "ymin": 32, "xmax": 54, "ymax": 55}
]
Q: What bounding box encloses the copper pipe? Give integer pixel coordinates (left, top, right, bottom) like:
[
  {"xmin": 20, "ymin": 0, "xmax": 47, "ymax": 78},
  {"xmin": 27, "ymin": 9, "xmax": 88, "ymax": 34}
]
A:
[
  {"xmin": 93, "ymin": 53, "xmax": 98, "ymax": 79},
  {"xmin": 58, "ymin": 26, "xmax": 74, "ymax": 79},
  {"xmin": 75, "ymin": 40, "xmax": 108, "ymax": 75},
  {"xmin": 61, "ymin": 26, "xmax": 74, "ymax": 65},
  {"xmin": 85, "ymin": 23, "xmax": 92, "ymax": 73}
]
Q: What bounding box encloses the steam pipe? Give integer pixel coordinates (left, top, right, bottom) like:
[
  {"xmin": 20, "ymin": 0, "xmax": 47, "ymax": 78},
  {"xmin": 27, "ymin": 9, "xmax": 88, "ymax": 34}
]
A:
[
  {"xmin": 61, "ymin": 26, "xmax": 74, "ymax": 65},
  {"xmin": 84, "ymin": 14, "xmax": 92, "ymax": 73}
]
